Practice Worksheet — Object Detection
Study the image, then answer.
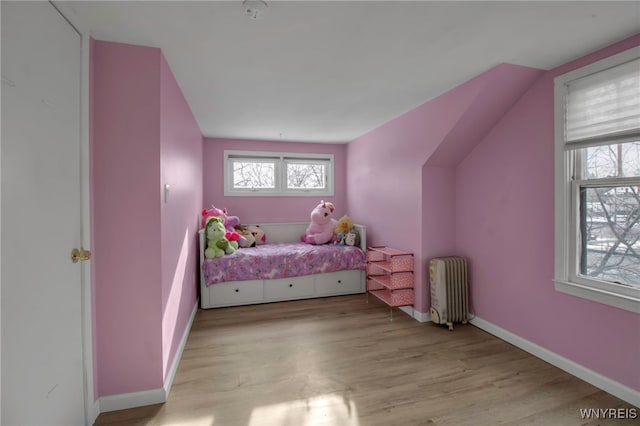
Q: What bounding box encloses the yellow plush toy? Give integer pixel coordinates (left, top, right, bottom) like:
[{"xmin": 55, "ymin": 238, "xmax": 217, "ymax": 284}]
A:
[{"xmin": 334, "ymin": 215, "xmax": 354, "ymax": 245}]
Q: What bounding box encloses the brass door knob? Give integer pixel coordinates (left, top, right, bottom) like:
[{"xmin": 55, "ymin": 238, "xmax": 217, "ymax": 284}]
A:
[{"xmin": 71, "ymin": 247, "xmax": 91, "ymax": 263}]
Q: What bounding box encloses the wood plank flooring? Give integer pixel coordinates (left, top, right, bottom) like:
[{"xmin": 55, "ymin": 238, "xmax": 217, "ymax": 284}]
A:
[{"xmin": 94, "ymin": 295, "xmax": 637, "ymax": 426}]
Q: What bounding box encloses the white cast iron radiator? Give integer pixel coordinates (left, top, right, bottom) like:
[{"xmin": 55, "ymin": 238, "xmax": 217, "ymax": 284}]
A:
[{"xmin": 429, "ymin": 257, "xmax": 468, "ymax": 330}]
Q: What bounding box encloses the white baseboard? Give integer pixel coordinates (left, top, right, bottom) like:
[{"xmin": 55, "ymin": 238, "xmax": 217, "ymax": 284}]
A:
[
  {"xmin": 98, "ymin": 388, "xmax": 165, "ymax": 413},
  {"xmin": 98, "ymin": 298, "xmax": 199, "ymax": 414},
  {"xmin": 164, "ymin": 298, "xmax": 198, "ymax": 397},
  {"xmin": 469, "ymin": 316, "xmax": 640, "ymax": 408},
  {"xmin": 88, "ymin": 399, "xmax": 100, "ymax": 425},
  {"xmin": 400, "ymin": 306, "xmax": 431, "ymax": 323}
]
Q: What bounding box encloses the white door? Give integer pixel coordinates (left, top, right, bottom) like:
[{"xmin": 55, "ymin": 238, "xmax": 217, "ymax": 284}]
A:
[{"xmin": 1, "ymin": 1, "xmax": 86, "ymax": 425}]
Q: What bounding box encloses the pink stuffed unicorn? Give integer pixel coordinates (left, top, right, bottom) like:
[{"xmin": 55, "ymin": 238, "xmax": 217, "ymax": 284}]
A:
[
  {"xmin": 301, "ymin": 200, "xmax": 338, "ymax": 245},
  {"xmin": 201, "ymin": 205, "xmax": 226, "ymax": 228}
]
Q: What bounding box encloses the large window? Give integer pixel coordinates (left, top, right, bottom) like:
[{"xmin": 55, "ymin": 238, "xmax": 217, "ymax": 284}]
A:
[
  {"xmin": 554, "ymin": 47, "xmax": 640, "ymax": 312},
  {"xmin": 224, "ymin": 150, "xmax": 334, "ymax": 196}
]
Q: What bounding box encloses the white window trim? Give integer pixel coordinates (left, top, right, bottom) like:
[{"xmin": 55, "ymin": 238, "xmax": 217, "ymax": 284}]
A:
[
  {"xmin": 224, "ymin": 150, "xmax": 334, "ymax": 197},
  {"xmin": 554, "ymin": 46, "xmax": 640, "ymax": 313}
]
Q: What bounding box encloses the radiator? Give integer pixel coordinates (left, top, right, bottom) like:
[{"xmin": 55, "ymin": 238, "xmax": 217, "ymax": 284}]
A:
[{"xmin": 429, "ymin": 257, "xmax": 468, "ymax": 330}]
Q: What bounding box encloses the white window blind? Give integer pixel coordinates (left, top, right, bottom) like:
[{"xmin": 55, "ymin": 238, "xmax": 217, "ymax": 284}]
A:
[{"xmin": 565, "ymin": 58, "xmax": 640, "ymax": 148}]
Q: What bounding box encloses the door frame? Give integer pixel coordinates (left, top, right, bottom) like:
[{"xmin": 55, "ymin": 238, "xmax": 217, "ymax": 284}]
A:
[
  {"xmin": 0, "ymin": 0, "xmax": 3, "ymax": 417},
  {"xmin": 50, "ymin": 1, "xmax": 96, "ymax": 423},
  {"xmin": 80, "ymin": 32, "xmax": 97, "ymax": 425}
]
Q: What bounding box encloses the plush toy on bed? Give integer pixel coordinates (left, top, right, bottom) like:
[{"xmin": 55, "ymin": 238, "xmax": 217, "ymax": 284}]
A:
[
  {"xmin": 333, "ymin": 215, "xmax": 354, "ymax": 245},
  {"xmin": 345, "ymin": 231, "xmax": 358, "ymax": 246},
  {"xmin": 301, "ymin": 200, "xmax": 338, "ymax": 245},
  {"xmin": 223, "ymin": 212, "xmax": 247, "ymax": 248},
  {"xmin": 246, "ymin": 225, "xmax": 266, "ymax": 245},
  {"xmin": 204, "ymin": 217, "xmax": 236, "ymax": 258},
  {"xmin": 201, "ymin": 205, "xmax": 226, "ymax": 228},
  {"xmin": 235, "ymin": 224, "xmax": 256, "ymax": 248},
  {"xmin": 201, "ymin": 205, "xmax": 246, "ymax": 247}
]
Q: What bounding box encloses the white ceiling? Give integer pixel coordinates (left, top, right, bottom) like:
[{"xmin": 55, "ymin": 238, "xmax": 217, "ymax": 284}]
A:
[{"xmin": 55, "ymin": 1, "xmax": 640, "ymax": 143}]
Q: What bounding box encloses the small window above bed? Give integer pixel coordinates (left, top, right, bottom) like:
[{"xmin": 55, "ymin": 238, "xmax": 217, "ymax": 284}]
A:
[{"xmin": 224, "ymin": 150, "xmax": 334, "ymax": 197}]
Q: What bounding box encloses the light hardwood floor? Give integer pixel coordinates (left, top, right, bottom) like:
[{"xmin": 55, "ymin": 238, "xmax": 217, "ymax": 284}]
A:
[{"xmin": 95, "ymin": 295, "xmax": 637, "ymax": 426}]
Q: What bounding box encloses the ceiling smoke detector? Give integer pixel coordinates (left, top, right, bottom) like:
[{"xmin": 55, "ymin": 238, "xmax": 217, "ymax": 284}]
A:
[{"xmin": 242, "ymin": 0, "xmax": 268, "ymax": 20}]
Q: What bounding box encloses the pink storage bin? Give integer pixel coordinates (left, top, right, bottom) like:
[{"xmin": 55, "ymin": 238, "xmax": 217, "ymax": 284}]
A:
[
  {"xmin": 367, "ymin": 247, "xmax": 414, "ymax": 273},
  {"xmin": 370, "ymin": 288, "xmax": 414, "ymax": 307},
  {"xmin": 366, "ymin": 278, "xmax": 385, "ymax": 291},
  {"xmin": 366, "ymin": 262, "xmax": 386, "ymax": 276},
  {"xmin": 368, "ymin": 257, "xmax": 414, "ymax": 273},
  {"xmin": 368, "ymin": 272, "xmax": 413, "ymax": 290},
  {"xmin": 380, "ymin": 255, "xmax": 414, "ymax": 272},
  {"xmin": 366, "ymin": 250, "xmax": 385, "ymax": 262}
]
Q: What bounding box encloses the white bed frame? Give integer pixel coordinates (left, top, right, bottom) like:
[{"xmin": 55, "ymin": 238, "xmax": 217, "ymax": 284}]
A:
[{"xmin": 199, "ymin": 222, "xmax": 367, "ymax": 309}]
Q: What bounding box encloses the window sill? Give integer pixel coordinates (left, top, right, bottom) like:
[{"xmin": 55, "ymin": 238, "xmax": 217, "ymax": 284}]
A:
[
  {"xmin": 554, "ymin": 280, "xmax": 640, "ymax": 313},
  {"xmin": 223, "ymin": 191, "xmax": 334, "ymax": 197}
]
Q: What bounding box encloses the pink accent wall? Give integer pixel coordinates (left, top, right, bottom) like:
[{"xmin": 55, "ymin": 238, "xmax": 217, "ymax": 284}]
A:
[
  {"xmin": 93, "ymin": 41, "xmax": 163, "ymax": 395},
  {"xmin": 159, "ymin": 55, "xmax": 202, "ymax": 380},
  {"xmin": 421, "ymin": 166, "xmax": 457, "ymax": 264},
  {"xmin": 455, "ymin": 34, "xmax": 640, "ymax": 392},
  {"xmin": 347, "ymin": 63, "xmax": 542, "ymax": 312},
  {"xmin": 92, "ymin": 40, "xmax": 202, "ymax": 397},
  {"xmin": 203, "ymin": 138, "xmax": 347, "ymax": 224}
]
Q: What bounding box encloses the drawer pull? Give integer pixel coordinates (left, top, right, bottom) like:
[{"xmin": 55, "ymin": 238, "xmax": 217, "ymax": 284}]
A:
[
  {"xmin": 289, "ymin": 283, "xmax": 293, "ymax": 287},
  {"xmin": 235, "ymin": 289, "xmax": 239, "ymax": 293},
  {"xmin": 338, "ymin": 280, "xmax": 342, "ymax": 284}
]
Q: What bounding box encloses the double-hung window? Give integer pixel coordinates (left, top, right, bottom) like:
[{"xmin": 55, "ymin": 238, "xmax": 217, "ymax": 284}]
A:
[
  {"xmin": 554, "ymin": 47, "xmax": 640, "ymax": 313},
  {"xmin": 224, "ymin": 150, "xmax": 334, "ymax": 196}
]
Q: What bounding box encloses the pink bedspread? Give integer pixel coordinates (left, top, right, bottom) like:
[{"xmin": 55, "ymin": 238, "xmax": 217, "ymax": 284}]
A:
[{"xmin": 203, "ymin": 243, "xmax": 366, "ymax": 286}]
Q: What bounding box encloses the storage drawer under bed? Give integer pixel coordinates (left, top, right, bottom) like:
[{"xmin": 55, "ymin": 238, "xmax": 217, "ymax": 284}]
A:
[
  {"xmin": 315, "ymin": 270, "xmax": 363, "ymax": 295},
  {"xmin": 209, "ymin": 280, "xmax": 263, "ymax": 307},
  {"xmin": 203, "ymin": 270, "xmax": 365, "ymax": 309},
  {"xmin": 264, "ymin": 275, "xmax": 315, "ymax": 301}
]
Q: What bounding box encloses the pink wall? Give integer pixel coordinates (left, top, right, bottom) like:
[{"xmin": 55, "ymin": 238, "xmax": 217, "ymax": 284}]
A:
[
  {"xmin": 455, "ymin": 34, "xmax": 640, "ymax": 392},
  {"xmin": 420, "ymin": 166, "xmax": 457, "ymax": 309},
  {"xmin": 159, "ymin": 55, "xmax": 202, "ymax": 380},
  {"xmin": 346, "ymin": 75, "xmax": 478, "ymax": 312},
  {"xmin": 92, "ymin": 40, "xmax": 202, "ymax": 397},
  {"xmin": 203, "ymin": 138, "xmax": 347, "ymax": 224},
  {"xmin": 347, "ymin": 63, "xmax": 542, "ymax": 313},
  {"xmin": 93, "ymin": 41, "xmax": 163, "ymax": 395}
]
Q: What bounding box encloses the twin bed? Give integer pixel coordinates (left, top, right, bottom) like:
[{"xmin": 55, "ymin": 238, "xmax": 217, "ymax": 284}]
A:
[{"xmin": 199, "ymin": 222, "xmax": 367, "ymax": 309}]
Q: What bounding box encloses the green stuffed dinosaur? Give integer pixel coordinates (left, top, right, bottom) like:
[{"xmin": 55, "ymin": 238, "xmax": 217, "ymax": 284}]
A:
[{"xmin": 204, "ymin": 217, "xmax": 236, "ymax": 258}]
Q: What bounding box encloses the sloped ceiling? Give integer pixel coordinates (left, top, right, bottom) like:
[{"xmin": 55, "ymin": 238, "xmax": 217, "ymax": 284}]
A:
[
  {"xmin": 425, "ymin": 64, "xmax": 544, "ymax": 167},
  {"xmin": 55, "ymin": 1, "xmax": 640, "ymax": 143}
]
